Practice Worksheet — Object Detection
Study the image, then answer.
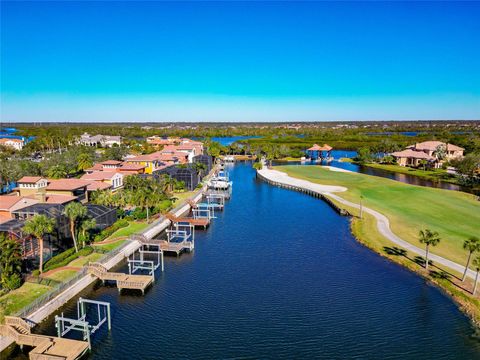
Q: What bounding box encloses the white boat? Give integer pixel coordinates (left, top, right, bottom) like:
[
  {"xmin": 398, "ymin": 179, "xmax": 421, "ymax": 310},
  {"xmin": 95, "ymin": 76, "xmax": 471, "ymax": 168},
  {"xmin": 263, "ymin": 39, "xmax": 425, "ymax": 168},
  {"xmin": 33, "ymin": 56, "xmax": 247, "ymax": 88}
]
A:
[
  {"xmin": 207, "ymin": 179, "xmax": 232, "ymax": 190},
  {"xmin": 224, "ymin": 155, "xmax": 235, "ymax": 162}
]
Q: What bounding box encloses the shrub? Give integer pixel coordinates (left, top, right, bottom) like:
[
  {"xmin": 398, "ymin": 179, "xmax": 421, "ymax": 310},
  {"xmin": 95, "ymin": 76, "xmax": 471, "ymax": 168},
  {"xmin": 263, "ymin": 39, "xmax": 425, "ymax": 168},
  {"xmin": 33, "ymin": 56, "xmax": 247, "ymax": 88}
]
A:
[
  {"xmin": 43, "ymin": 246, "xmax": 94, "ymax": 272},
  {"xmin": 93, "ymin": 219, "xmax": 129, "ymax": 242},
  {"xmin": 3, "ymin": 273, "xmax": 22, "ymax": 290}
]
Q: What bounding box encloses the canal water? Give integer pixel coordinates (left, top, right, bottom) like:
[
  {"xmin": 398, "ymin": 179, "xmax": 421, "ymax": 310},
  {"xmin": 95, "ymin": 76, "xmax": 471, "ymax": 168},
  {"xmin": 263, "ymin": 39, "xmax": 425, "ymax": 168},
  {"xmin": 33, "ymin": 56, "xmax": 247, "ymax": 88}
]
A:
[
  {"xmin": 276, "ymin": 150, "xmax": 478, "ymax": 195},
  {"xmin": 25, "ymin": 163, "xmax": 480, "ymax": 359}
]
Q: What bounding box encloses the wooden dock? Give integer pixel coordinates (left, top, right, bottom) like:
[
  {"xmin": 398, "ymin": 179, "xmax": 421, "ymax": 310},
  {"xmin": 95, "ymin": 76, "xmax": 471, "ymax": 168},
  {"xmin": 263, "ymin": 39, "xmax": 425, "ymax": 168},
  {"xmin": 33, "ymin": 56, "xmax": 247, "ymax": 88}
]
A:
[
  {"xmin": 87, "ymin": 262, "xmax": 153, "ymax": 294},
  {"xmin": 133, "ymin": 235, "xmax": 194, "ymax": 256},
  {"xmin": 0, "ymin": 316, "xmax": 89, "ymax": 360},
  {"xmin": 166, "ymin": 213, "xmax": 209, "ymax": 229}
]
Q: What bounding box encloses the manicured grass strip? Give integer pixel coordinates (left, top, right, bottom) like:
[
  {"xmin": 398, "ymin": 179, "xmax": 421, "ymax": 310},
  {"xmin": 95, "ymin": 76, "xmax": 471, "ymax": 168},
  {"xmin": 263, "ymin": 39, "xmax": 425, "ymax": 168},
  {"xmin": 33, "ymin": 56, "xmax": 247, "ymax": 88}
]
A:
[
  {"xmin": 68, "ymin": 253, "xmax": 103, "ymax": 267},
  {"xmin": 172, "ymin": 191, "xmax": 195, "ymax": 207},
  {"xmin": 45, "ymin": 269, "xmax": 79, "ymax": 283},
  {"xmin": 277, "ymin": 165, "xmax": 480, "ymax": 266},
  {"xmin": 0, "ymin": 283, "xmax": 52, "ymax": 323},
  {"xmin": 94, "ymin": 239, "xmax": 127, "ymax": 252}
]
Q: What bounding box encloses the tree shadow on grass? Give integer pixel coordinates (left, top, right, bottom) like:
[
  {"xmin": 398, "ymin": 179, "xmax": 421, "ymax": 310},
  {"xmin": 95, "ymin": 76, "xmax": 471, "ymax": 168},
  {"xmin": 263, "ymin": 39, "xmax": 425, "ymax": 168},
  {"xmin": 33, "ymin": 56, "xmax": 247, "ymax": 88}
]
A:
[{"xmin": 383, "ymin": 247, "xmax": 469, "ymax": 292}]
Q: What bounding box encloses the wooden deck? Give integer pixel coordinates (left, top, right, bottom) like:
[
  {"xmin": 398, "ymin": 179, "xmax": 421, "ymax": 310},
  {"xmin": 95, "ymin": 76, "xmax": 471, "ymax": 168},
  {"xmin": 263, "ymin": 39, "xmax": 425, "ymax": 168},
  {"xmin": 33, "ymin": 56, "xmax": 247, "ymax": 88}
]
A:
[
  {"xmin": 1, "ymin": 317, "xmax": 89, "ymax": 360},
  {"xmin": 87, "ymin": 262, "xmax": 153, "ymax": 294},
  {"xmin": 134, "ymin": 236, "xmax": 194, "ymax": 256},
  {"xmin": 166, "ymin": 213, "xmax": 209, "ymax": 229}
]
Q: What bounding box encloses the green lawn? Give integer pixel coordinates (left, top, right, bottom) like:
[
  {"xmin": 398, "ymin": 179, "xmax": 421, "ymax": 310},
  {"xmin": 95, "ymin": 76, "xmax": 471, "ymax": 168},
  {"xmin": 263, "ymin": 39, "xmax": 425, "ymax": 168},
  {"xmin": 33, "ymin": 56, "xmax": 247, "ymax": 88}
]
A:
[
  {"xmin": 277, "ymin": 165, "xmax": 480, "ymax": 265},
  {"xmin": 93, "ymin": 239, "xmax": 126, "ymax": 252},
  {"xmin": 108, "ymin": 221, "xmax": 149, "ymax": 239},
  {"xmin": 68, "ymin": 252, "xmax": 103, "ymax": 267},
  {"xmin": 45, "ymin": 269, "xmax": 79, "ymax": 283},
  {"xmin": 172, "ymin": 191, "xmax": 195, "ymax": 207},
  {"xmin": 0, "ymin": 283, "xmax": 52, "ymax": 323}
]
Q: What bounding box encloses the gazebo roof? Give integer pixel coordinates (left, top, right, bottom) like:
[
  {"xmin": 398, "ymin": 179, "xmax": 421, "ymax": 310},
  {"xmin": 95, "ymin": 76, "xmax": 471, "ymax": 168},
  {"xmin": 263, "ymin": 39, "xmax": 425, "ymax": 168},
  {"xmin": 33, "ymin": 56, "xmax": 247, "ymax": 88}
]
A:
[{"xmin": 307, "ymin": 144, "xmax": 333, "ymax": 151}]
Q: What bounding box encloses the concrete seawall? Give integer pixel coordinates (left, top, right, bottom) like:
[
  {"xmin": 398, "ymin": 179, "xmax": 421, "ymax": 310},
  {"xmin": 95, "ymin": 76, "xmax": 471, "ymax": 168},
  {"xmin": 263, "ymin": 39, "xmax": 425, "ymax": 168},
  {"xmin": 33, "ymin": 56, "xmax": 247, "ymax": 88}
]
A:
[
  {"xmin": 256, "ymin": 170, "xmax": 350, "ymax": 216},
  {"xmin": 0, "ymin": 176, "xmax": 212, "ymax": 354}
]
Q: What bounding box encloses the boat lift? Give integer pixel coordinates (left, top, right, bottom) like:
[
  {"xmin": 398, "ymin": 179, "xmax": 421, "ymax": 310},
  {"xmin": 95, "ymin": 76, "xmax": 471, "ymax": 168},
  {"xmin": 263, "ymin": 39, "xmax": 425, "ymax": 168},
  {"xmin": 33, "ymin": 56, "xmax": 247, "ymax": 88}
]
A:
[
  {"xmin": 55, "ymin": 298, "xmax": 111, "ymax": 350},
  {"xmin": 192, "ymin": 207, "xmax": 214, "ymax": 220},
  {"xmin": 128, "ymin": 244, "xmax": 164, "ymax": 277}
]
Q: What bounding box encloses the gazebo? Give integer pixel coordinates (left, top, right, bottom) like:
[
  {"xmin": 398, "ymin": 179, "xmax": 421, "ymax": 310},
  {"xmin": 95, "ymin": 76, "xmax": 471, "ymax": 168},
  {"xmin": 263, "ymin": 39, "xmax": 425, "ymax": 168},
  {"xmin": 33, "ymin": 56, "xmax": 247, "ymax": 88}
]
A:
[{"xmin": 306, "ymin": 144, "xmax": 333, "ymax": 160}]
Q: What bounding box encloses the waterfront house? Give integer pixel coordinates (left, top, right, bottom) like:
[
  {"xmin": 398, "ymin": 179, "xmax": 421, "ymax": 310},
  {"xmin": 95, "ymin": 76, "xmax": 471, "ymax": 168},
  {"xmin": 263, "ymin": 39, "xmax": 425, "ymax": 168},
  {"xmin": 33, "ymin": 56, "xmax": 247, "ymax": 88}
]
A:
[
  {"xmin": 85, "ymin": 160, "xmax": 146, "ymax": 175},
  {"xmin": 391, "ymin": 141, "xmax": 464, "ymax": 168},
  {"xmin": 45, "ymin": 179, "xmax": 91, "ymax": 203},
  {"xmin": 0, "ymin": 137, "xmax": 24, "ymax": 150},
  {"xmin": 81, "ymin": 171, "xmax": 124, "ymax": 191},
  {"xmin": 2, "ymin": 203, "xmax": 117, "ymax": 263},
  {"xmin": 0, "ymin": 195, "xmax": 39, "ymax": 223},
  {"xmin": 125, "ymin": 152, "xmax": 178, "ymax": 174}
]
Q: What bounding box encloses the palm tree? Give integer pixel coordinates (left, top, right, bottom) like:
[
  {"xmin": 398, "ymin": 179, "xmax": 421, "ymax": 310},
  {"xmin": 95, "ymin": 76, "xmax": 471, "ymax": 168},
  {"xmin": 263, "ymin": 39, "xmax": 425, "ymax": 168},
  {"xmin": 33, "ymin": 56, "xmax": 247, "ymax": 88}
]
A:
[
  {"xmin": 472, "ymin": 255, "xmax": 480, "ymax": 295},
  {"xmin": 63, "ymin": 202, "xmax": 87, "ymax": 253},
  {"xmin": 419, "ymin": 159, "xmax": 427, "ymax": 171},
  {"xmin": 0, "ymin": 234, "xmax": 23, "ymax": 290},
  {"xmin": 80, "ymin": 218, "xmax": 96, "ymax": 247},
  {"xmin": 462, "ymin": 236, "xmax": 480, "ymax": 281},
  {"xmin": 23, "ymin": 214, "xmax": 55, "ymax": 274},
  {"xmin": 418, "ymin": 229, "xmax": 441, "ymax": 270},
  {"xmin": 77, "ymin": 153, "xmax": 93, "ymax": 171}
]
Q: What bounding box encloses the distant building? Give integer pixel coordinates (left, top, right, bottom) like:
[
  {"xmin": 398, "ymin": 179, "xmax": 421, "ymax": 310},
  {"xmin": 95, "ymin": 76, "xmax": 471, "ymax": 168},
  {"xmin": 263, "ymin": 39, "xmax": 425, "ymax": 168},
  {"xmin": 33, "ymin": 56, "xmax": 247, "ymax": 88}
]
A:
[
  {"xmin": 0, "ymin": 137, "xmax": 24, "ymax": 150},
  {"xmin": 392, "ymin": 141, "xmax": 464, "ymax": 168},
  {"xmin": 79, "ymin": 133, "xmax": 122, "ymax": 147},
  {"xmin": 306, "ymin": 144, "xmax": 333, "ymax": 160}
]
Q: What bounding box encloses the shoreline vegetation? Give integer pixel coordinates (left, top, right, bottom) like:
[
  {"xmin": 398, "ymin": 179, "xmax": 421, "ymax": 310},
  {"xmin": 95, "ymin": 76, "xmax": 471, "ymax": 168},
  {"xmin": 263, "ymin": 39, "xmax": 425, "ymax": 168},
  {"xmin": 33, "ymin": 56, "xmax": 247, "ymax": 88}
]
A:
[{"xmin": 272, "ymin": 165, "xmax": 480, "ymax": 326}]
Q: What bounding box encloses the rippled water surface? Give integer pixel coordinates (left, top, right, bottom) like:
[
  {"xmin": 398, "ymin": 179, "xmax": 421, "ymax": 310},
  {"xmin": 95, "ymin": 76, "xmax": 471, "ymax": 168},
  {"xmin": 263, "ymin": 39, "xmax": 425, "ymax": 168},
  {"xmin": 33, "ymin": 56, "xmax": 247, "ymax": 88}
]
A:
[{"xmin": 32, "ymin": 163, "xmax": 480, "ymax": 359}]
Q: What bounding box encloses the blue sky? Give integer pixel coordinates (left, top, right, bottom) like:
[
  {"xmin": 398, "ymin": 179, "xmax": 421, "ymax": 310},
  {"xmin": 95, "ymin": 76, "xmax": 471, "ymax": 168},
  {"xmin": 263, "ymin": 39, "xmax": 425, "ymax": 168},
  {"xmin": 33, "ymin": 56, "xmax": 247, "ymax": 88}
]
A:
[{"xmin": 1, "ymin": 1, "xmax": 479, "ymax": 122}]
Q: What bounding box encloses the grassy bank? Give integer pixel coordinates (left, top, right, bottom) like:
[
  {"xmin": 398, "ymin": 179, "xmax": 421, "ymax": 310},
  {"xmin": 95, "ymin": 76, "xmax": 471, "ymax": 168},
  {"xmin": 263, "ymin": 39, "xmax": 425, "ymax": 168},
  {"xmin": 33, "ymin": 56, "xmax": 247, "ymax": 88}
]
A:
[
  {"xmin": 276, "ymin": 165, "xmax": 480, "ymax": 266},
  {"xmin": 274, "ymin": 165, "xmax": 480, "ymax": 325},
  {"xmin": 363, "ymin": 163, "xmax": 460, "ymax": 184}
]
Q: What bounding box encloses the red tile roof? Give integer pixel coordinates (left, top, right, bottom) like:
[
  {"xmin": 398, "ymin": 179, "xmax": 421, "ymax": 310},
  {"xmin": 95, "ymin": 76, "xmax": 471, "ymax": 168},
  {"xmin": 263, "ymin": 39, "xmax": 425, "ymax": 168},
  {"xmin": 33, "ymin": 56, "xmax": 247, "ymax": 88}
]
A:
[
  {"xmin": 0, "ymin": 195, "xmax": 23, "ymax": 210},
  {"xmin": 44, "ymin": 194, "xmax": 77, "ymax": 204},
  {"xmin": 119, "ymin": 163, "xmax": 146, "ymax": 171},
  {"xmin": 18, "ymin": 176, "xmax": 43, "ymax": 183},
  {"xmin": 46, "ymin": 179, "xmax": 91, "ymax": 191},
  {"xmin": 410, "ymin": 141, "xmax": 464, "ymax": 152},
  {"xmin": 307, "ymin": 144, "xmax": 333, "ymax": 151},
  {"xmin": 81, "ymin": 171, "xmax": 121, "ymax": 181},
  {"xmin": 86, "ymin": 182, "xmax": 112, "ymax": 191},
  {"xmin": 391, "ymin": 149, "xmax": 435, "ymax": 160},
  {"xmin": 101, "ymin": 160, "xmax": 123, "ymax": 165}
]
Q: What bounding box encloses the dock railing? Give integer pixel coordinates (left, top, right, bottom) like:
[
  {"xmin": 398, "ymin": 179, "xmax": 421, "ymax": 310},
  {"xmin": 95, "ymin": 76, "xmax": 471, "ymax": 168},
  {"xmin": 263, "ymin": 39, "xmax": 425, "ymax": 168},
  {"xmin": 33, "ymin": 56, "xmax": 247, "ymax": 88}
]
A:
[{"xmin": 13, "ymin": 239, "xmax": 135, "ymax": 319}]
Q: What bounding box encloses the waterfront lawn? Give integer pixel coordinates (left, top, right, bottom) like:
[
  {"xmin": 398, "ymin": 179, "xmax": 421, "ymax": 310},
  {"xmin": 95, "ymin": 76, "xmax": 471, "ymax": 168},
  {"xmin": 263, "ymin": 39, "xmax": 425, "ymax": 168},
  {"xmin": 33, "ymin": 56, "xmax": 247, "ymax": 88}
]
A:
[
  {"xmin": 109, "ymin": 221, "xmax": 149, "ymax": 239},
  {"xmin": 363, "ymin": 163, "xmax": 458, "ymax": 184},
  {"xmin": 68, "ymin": 252, "xmax": 103, "ymax": 267},
  {"xmin": 0, "ymin": 283, "xmax": 52, "ymax": 323},
  {"xmin": 277, "ymin": 165, "xmax": 480, "ymax": 265},
  {"xmin": 94, "ymin": 239, "xmax": 126, "ymax": 252},
  {"xmin": 45, "ymin": 269, "xmax": 79, "ymax": 283},
  {"xmin": 172, "ymin": 191, "xmax": 195, "ymax": 207}
]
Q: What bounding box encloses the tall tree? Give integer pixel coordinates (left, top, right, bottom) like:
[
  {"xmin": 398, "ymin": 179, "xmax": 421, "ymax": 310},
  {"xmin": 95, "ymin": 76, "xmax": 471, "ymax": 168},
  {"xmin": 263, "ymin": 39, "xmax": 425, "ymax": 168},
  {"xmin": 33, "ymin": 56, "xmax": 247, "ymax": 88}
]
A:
[
  {"xmin": 418, "ymin": 229, "xmax": 441, "ymax": 270},
  {"xmin": 472, "ymin": 255, "xmax": 480, "ymax": 295},
  {"xmin": 77, "ymin": 152, "xmax": 94, "ymax": 171},
  {"xmin": 80, "ymin": 218, "xmax": 97, "ymax": 247},
  {"xmin": 23, "ymin": 215, "xmax": 55, "ymax": 274},
  {"xmin": 462, "ymin": 236, "xmax": 480, "ymax": 281},
  {"xmin": 63, "ymin": 202, "xmax": 88, "ymax": 253},
  {"xmin": 0, "ymin": 234, "xmax": 23, "ymax": 290}
]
